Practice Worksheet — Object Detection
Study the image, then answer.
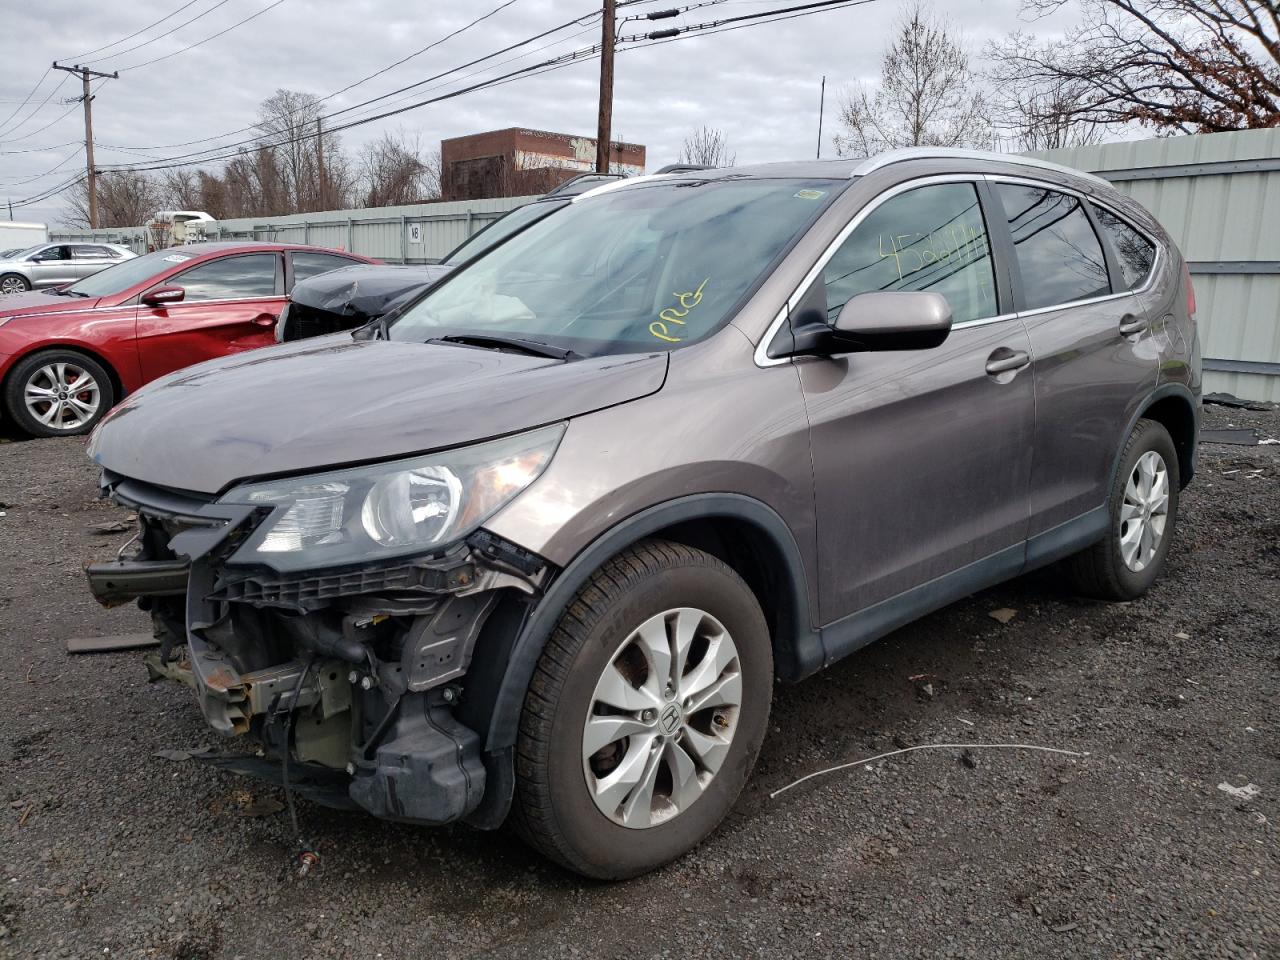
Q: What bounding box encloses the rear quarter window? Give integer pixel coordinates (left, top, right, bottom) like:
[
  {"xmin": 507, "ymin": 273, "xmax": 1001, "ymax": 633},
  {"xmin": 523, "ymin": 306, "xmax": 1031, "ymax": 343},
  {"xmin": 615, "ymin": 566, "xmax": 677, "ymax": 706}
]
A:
[
  {"xmin": 995, "ymin": 183, "xmax": 1111, "ymax": 311},
  {"xmin": 1091, "ymin": 205, "xmax": 1157, "ymax": 291}
]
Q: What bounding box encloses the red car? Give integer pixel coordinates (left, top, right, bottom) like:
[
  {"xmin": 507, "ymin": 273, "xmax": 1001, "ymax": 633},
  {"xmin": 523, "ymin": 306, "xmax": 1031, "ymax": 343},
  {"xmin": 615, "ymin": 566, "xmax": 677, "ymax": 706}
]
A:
[{"xmin": 0, "ymin": 242, "xmax": 374, "ymax": 437}]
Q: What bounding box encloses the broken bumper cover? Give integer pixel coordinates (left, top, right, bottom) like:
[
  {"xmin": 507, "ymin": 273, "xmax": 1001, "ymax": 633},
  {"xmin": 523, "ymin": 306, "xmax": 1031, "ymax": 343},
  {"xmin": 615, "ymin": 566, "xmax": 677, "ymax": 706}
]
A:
[{"xmin": 86, "ymin": 471, "xmax": 546, "ymax": 827}]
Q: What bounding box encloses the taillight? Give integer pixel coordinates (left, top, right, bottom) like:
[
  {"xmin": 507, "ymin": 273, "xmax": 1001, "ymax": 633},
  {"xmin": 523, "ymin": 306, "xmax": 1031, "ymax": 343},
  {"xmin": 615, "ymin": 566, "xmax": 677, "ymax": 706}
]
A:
[{"xmin": 1182, "ymin": 261, "xmax": 1196, "ymax": 317}]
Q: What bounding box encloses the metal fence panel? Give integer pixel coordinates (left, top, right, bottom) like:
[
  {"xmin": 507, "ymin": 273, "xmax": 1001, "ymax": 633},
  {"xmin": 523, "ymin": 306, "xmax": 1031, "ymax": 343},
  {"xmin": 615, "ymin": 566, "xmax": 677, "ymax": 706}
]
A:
[
  {"xmin": 1031, "ymin": 129, "xmax": 1280, "ymax": 402},
  {"xmin": 50, "ymin": 195, "xmax": 537, "ymax": 263}
]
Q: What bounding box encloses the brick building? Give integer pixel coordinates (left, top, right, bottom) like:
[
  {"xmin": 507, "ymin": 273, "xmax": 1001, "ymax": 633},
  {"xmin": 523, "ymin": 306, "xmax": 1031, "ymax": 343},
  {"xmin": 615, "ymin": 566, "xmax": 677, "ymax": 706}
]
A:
[{"xmin": 440, "ymin": 127, "xmax": 646, "ymax": 201}]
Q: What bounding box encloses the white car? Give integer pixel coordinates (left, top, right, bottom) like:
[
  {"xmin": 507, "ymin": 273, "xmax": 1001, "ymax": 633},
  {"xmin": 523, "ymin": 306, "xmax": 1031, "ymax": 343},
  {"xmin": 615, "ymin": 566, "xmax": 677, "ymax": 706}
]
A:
[{"xmin": 0, "ymin": 242, "xmax": 136, "ymax": 294}]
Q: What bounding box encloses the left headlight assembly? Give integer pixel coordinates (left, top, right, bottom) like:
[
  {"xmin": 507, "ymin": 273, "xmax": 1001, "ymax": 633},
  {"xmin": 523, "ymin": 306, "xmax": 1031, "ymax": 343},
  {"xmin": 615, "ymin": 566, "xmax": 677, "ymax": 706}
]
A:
[{"xmin": 222, "ymin": 423, "xmax": 565, "ymax": 571}]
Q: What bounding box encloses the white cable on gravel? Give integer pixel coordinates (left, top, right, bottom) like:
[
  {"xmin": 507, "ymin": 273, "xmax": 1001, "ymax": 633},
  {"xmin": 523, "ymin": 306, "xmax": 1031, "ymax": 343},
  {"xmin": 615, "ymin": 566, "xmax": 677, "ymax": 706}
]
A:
[{"xmin": 770, "ymin": 742, "xmax": 1091, "ymax": 799}]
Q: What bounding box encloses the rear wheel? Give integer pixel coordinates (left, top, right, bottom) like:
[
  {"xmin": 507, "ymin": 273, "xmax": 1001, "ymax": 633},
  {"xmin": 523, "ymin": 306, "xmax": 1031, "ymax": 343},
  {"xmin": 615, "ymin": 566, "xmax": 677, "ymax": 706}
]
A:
[
  {"xmin": 514, "ymin": 539, "xmax": 772, "ymax": 879},
  {"xmin": 0, "ymin": 273, "xmax": 30, "ymax": 295},
  {"xmin": 1064, "ymin": 418, "xmax": 1179, "ymax": 600},
  {"xmin": 3, "ymin": 349, "xmax": 115, "ymax": 437}
]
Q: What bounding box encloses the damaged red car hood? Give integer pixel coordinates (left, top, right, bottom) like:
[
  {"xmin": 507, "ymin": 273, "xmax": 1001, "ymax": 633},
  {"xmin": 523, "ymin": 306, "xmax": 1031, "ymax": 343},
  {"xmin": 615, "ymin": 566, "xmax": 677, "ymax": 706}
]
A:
[{"xmin": 88, "ymin": 334, "xmax": 668, "ymax": 494}]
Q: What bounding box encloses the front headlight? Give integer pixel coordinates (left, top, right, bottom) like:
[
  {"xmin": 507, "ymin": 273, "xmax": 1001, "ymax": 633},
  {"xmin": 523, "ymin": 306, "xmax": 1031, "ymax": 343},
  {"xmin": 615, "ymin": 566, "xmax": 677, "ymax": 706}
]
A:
[{"xmin": 223, "ymin": 424, "xmax": 565, "ymax": 571}]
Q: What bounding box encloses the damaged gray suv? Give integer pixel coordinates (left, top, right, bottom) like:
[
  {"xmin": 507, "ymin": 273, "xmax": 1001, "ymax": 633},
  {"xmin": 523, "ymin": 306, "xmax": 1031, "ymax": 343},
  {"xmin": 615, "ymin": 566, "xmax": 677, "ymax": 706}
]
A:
[{"xmin": 85, "ymin": 148, "xmax": 1201, "ymax": 879}]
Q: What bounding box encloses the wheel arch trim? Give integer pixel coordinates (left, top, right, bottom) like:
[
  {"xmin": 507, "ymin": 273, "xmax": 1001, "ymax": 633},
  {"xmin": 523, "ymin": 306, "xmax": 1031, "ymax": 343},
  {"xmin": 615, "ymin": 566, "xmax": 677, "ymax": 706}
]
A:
[
  {"xmin": 1123, "ymin": 383, "xmax": 1200, "ymax": 488},
  {"xmin": 484, "ymin": 492, "xmax": 820, "ymax": 754}
]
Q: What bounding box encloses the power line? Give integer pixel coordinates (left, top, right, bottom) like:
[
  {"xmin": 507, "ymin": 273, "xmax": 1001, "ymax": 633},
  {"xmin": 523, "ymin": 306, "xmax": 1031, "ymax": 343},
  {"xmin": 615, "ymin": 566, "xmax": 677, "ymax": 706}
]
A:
[
  {"xmin": 91, "ymin": 6, "xmax": 602, "ymax": 168},
  {"xmin": 67, "ymin": 0, "xmax": 208, "ymax": 61},
  {"xmin": 0, "ymin": 74, "xmax": 70, "ymax": 141},
  {"xmin": 0, "ymin": 68, "xmax": 52, "ymax": 135},
  {"xmin": 79, "ymin": 0, "xmax": 236, "ymax": 67},
  {"xmin": 112, "ymin": 0, "xmax": 288, "ymax": 72}
]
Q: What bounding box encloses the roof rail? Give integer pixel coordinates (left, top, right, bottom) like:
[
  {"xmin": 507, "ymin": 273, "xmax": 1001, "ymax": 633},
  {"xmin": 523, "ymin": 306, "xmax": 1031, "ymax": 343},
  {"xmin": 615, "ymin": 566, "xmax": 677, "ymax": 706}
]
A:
[
  {"xmin": 544, "ymin": 172, "xmax": 624, "ymax": 197},
  {"xmin": 654, "ymin": 163, "xmax": 713, "ymax": 174},
  {"xmin": 851, "ymin": 147, "xmax": 1110, "ymax": 187}
]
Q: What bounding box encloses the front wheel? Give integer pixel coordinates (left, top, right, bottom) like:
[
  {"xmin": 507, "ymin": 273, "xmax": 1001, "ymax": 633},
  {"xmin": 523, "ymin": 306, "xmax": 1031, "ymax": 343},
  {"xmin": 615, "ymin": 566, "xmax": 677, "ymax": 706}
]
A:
[
  {"xmin": 0, "ymin": 273, "xmax": 30, "ymax": 295},
  {"xmin": 514, "ymin": 539, "xmax": 772, "ymax": 879},
  {"xmin": 3, "ymin": 350, "xmax": 115, "ymax": 437},
  {"xmin": 1064, "ymin": 418, "xmax": 1180, "ymax": 600}
]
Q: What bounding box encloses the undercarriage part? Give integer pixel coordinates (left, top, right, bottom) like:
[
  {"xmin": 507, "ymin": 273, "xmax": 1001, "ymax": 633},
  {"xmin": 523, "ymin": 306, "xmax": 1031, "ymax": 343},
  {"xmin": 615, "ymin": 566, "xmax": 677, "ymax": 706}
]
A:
[
  {"xmin": 85, "ymin": 558, "xmax": 188, "ymax": 607},
  {"xmin": 193, "ymin": 752, "xmax": 357, "ymax": 810},
  {"xmin": 348, "ymin": 691, "xmax": 486, "ymax": 824}
]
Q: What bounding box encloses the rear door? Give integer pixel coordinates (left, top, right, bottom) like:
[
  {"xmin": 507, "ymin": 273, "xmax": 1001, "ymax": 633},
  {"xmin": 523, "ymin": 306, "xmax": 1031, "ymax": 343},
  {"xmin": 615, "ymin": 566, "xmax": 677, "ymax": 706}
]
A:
[
  {"xmin": 794, "ymin": 177, "xmax": 1036, "ymax": 622},
  {"xmin": 71, "ymin": 244, "xmax": 120, "ymax": 279},
  {"xmin": 135, "ymin": 252, "xmax": 285, "ymax": 382},
  {"xmin": 27, "ymin": 245, "xmax": 78, "ymax": 287},
  {"xmin": 988, "ymin": 179, "xmax": 1160, "ymax": 542}
]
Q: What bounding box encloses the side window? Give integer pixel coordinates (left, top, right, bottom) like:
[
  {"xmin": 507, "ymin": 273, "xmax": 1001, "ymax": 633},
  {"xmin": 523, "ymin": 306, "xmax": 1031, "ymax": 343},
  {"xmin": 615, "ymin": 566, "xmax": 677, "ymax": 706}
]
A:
[
  {"xmin": 35, "ymin": 245, "xmax": 69, "ymax": 261},
  {"xmin": 994, "ymin": 184, "xmax": 1110, "ymax": 310},
  {"xmin": 821, "ymin": 182, "xmax": 998, "ymax": 325},
  {"xmin": 170, "ymin": 254, "xmax": 278, "ymax": 302},
  {"xmin": 72, "ymin": 245, "xmax": 110, "ymax": 259},
  {"xmin": 1091, "ymin": 205, "xmax": 1156, "ymax": 291},
  {"xmin": 291, "ymin": 251, "xmax": 358, "ymax": 284}
]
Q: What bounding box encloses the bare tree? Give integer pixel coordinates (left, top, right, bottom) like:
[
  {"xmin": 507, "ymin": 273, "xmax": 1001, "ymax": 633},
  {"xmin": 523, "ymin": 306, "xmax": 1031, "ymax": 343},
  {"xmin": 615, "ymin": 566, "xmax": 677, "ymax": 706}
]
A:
[
  {"xmin": 254, "ymin": 89, "xmax": 348, "ymax": 212},
  {"xmin": 678, "ymin": 126, "xmax": 736, "ymax": 166},
  {"xmin": 992, "ymin": 77, "xmax": 1106, "ymax": 150},
  {"xmin": 358, "ymin": 130, "xmax": 437, "ymax": 207},
  {"xmin": 988, "ymin": 0, "xmax": 1280, "ymax": 134},
  {"xmin": 63, "ymin": 170, "xmax": 158, "ymax": 228},
  {"xmin": 834, "ymin": 1, "xmax": 991, "ymax": 156}
]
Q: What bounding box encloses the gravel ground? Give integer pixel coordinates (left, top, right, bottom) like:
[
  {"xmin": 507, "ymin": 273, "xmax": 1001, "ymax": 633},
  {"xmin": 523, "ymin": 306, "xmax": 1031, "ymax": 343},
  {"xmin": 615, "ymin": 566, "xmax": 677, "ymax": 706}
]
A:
[{"xmin": 1, "ymin": 405, "xmax": 1277, "ymax": 960}]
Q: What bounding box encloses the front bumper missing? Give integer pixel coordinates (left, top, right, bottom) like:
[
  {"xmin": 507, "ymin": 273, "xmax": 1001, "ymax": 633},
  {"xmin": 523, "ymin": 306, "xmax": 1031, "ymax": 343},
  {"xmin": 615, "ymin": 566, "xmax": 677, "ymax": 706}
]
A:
[{"xmin": 85, "ymin": 473, "xmax": 546, "ymax": 826}]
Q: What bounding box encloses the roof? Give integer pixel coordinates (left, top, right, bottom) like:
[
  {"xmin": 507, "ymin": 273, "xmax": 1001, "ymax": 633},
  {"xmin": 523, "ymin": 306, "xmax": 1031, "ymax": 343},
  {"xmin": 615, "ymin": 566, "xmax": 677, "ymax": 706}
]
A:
[{"xmin": 173, "ymin": 240, "xmax": 367, "ymax": 256}]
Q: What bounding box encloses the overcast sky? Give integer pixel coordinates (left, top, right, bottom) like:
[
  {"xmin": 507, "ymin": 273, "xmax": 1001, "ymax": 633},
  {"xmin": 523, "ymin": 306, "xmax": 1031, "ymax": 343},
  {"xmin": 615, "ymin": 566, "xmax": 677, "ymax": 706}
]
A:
[{"xmin": 0, "ymin": 0, "xmax": 1079, "ymax": 225}]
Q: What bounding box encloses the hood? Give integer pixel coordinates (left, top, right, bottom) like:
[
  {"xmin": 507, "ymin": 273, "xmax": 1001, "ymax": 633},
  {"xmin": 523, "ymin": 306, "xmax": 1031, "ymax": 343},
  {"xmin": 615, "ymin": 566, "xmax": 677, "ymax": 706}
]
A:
[
  {"xmin": 0, "ymin": 290, "xmax": 101, "ymax": 316},
  {"xmin": 290, "ymin": 264, "xmax": 453, "ymax": 319},
  {"xmin": 89, "ymin": 335, "xmax": 668, "ymax": 494}
]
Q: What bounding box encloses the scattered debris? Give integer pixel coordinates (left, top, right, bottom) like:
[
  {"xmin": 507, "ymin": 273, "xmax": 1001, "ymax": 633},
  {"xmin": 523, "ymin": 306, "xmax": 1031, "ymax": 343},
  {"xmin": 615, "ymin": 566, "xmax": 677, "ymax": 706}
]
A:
[
  {"xmin": 989, "ymin": 608, "xmax": 1018, "ymax": 624},
  {"xmin": 1217, "ymin": 782, "xmax": 1261, "ymax": 802},
  {"xmin": 1174, "ymin": 631, "xmax": 1191, "ymax": 640},
  {"xmin": 1203, "ymin": 392, "xmax": 1277, "ymax": 412},
  {"xmin": 770, "ymin": 742, "xmax": 1089, "ymax": 799},
  {"xmin": 956, "ymin": 717, "xmax": 975, "ymax": 727},
  {"xmin": 908, "ymin": 673, "xmax": 938, "ymax": 699},
  {"xmin": 295, "ymin": 850, "xmax": 320, "ymax": 879},
  {"xmin": 154, "ymin": 750, "xmax": 193, "ymax": 762},
  {"xmin": 1051, "ymin": 922, "xmax": 1080, "ymax": 934},
  {"xmin": 1260, "ymin": 438, "xmax": 1279, "ymax": 446},
  {"xmin": 1185, "ymin": 678, "xmax": 1200, "ymax": 686},
  {"xmin": 1200, "ymin": 428, "xmax": 1259, "ymax": 446},
  {"xmin": 960, "ymin": 749, "xmax": 978, "ymax": 769},
  {"xmin": 237, "ymin": 797, "xmax": 285, "ymax": 818},
  {"xmin": 65, "ymin": 633, "xmax": 159, "ymax": 654},
  {"xmin": 87, "ymin": 519, "xmax": 133, "ymax": 534}
]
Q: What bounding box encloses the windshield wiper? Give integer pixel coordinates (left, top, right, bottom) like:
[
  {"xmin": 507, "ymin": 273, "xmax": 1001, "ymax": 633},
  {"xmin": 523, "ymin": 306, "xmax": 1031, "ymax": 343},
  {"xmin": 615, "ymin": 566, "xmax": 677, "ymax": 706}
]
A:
[{"xmin": 429, "ymin": 334, "xmax": 581, "ymax": 361}]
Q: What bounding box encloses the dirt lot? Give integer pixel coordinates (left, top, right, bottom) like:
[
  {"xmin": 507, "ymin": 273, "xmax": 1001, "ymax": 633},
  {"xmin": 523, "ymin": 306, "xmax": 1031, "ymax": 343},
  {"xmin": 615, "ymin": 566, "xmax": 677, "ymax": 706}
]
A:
[{"xmin": 0, "ymin": 405, "xmax": 1277, "ymax": 960}]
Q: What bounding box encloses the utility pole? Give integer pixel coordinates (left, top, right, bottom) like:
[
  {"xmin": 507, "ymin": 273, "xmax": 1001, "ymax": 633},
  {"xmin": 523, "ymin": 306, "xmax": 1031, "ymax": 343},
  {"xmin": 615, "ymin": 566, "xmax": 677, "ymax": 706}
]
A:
[
  {"xmin": 52, "ymin": 62, "xmax": 118, "ymax": 230},
  {"xmin": 315, "ymin": 117, "xmax": 326, "ymax": 210},
  {"xmin": 595, "ymin": 0, "xmax": 616, "ymax": 173},
  {"xmin": 816, "ymin": 76, "xmax": 826, "ymax": 159}
]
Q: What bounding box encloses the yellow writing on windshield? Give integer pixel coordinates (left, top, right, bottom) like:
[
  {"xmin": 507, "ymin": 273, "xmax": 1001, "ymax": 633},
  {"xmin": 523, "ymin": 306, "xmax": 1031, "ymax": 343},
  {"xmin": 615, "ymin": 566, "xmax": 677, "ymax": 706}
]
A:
[
  {"xmin": 879, "ymin": 225, "xmax": 983, "ymax": 280},
  {"xmin": 650, "ymin": 278, "xmax": 710, "ymax": 343}
]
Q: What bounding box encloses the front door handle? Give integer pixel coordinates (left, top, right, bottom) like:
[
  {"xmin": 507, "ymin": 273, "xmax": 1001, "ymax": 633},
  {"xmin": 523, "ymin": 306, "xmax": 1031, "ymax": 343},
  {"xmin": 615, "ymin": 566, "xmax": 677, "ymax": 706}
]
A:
[
  {"xmin": 985, "ymin": 348, "xmax": 1031, "ymax": 375},
  {"xmin": 252, "ymin": 313, "xmax": 278, "ymax": 327},
  {"xmin": 1119, "ymin": 314, "xmax": 1148, "ymax": 336}
]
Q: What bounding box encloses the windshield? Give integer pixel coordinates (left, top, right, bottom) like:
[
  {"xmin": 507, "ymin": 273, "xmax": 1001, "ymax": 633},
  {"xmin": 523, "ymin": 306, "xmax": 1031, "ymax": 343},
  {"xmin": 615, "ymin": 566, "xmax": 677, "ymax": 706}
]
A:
[
  {"xmin": 64, "ymin": 248, "xmax": 189, "ymax": 297},
  {"xmin": 441, "ymin": 200, "xmax": 567, "ymax": 265},
  {"xmin": 390, "ymin": 178, "xmax": 840, "ymax": 356}
]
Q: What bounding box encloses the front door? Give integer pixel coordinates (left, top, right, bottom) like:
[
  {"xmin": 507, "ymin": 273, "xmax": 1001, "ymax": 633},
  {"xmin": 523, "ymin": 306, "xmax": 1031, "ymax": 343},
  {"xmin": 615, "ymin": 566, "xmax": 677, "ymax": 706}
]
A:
[
  {"xmin": 27, "ymin": 245, "xmax": 78, "ymax": 287},
  {"xmin": 987, "ymin": 181, "xmax": 1160, "ymax": 538},
  {"xmin": 795, "ymin": 178, "xmax": 1036, "ymax": 624},
  {"xmin": 135, "ymin": 252, "xmax": 285, "ymax": 382}
]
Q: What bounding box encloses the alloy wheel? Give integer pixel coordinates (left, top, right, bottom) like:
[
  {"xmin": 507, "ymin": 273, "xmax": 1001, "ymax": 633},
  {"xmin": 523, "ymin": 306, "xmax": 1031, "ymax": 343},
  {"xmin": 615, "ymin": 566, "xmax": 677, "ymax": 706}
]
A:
[
  {"xmin": 24, "ymin": 361, "xmax": 101, "ymax": 431},
  {"xmin": 582, "ymin": 607, "xmax": 742, "ymax": 829},
  {"xmin": 0, "ymin": 276, "xmax": 26, "ymax": 295},
  {"xmin": 1119, "ymin": 449, "xmax": 1169, "ymax": 572}
]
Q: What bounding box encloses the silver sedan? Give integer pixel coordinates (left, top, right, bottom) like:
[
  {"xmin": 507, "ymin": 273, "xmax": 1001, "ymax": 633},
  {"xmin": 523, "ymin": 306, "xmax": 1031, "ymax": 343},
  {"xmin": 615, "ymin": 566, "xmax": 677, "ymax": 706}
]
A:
[{"xmin": 0, "ymin": 242, "xmax": 135, "ymax": 294}]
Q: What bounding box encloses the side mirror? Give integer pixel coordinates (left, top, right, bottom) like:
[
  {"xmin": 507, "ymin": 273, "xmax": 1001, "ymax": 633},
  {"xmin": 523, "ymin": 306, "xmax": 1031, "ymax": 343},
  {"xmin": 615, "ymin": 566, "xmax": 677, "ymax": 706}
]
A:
[
  {"xmin": 830, "ymin": 291, "xmax": 952, "ymax": 352},
  {"xmin": 142, "ymin": 285, "xmax": 185, "ymax": 307}
]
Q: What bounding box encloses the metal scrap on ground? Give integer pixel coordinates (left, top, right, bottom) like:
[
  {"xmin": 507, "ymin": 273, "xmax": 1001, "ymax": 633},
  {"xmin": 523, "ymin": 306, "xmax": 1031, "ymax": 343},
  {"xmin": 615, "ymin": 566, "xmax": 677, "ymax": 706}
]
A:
[{"xmin": 65, "ymin": 632, "xmax": 159, "ymax": 654}]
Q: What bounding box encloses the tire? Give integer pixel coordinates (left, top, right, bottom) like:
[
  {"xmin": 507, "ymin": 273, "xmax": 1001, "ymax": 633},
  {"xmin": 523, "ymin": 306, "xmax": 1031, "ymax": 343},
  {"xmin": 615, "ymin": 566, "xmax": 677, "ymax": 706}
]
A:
[
  {"xmin": 3, "ymin": 349, "xmax": 115, "ymax": 438},
  {"xmin": 1064, "ymin": 418, "xmax": 1180, "ymax": 601},
  {"xmin": 514, "ymin": 539, "xmax": 772, "ymax": 879},
  {"xmin": 0, "ymin": 273, "xmax": 30, "ymax": 295}
]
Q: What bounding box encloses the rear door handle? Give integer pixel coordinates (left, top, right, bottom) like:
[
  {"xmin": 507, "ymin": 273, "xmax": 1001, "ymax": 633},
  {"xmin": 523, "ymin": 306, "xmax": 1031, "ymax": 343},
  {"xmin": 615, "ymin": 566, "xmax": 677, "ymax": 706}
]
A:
[
  {"xmin": 1119, "ymin": 314, "xmax": 1148, "ymax": 336},
  {"xmin": 985, "ymin": 349, "xmax": 1031, "ymax": 375}
]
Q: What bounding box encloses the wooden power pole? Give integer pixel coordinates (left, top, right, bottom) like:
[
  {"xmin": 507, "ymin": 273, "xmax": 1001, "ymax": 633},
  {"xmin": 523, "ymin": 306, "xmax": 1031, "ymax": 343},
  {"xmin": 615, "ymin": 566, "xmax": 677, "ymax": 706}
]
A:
[
  {"xmin": 315, "ymin": 117, "xmax": 326, "ymax": 210},
  {"xmin": 52, "ymin": 62, "xmax": 118, "ymax": 230},
  {"xmin": 595, "ymin": 0, "xmax": 616, "ymax": 173}
]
